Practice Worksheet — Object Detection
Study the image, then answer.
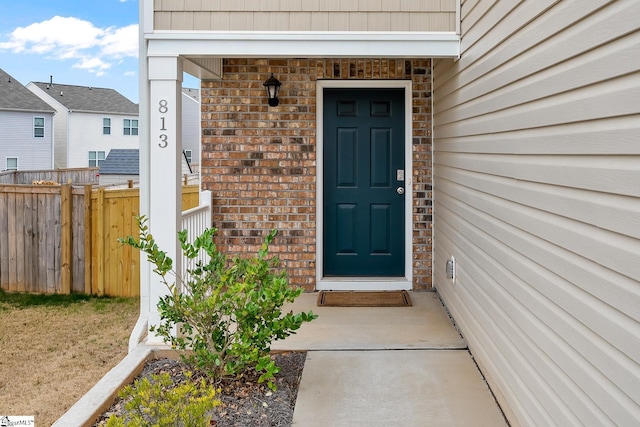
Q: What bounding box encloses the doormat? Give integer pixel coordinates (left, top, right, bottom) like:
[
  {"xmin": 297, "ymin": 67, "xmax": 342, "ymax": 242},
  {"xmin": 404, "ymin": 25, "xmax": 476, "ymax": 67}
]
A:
[{"xmin": 317, "ymin": 290, "xmax": 412, "ymax": 307}]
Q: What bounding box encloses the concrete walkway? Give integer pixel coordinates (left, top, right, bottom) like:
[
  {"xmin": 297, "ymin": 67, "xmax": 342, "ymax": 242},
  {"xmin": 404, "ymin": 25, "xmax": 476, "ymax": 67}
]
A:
[{"xmin": 273, "ymin": 292, "xmax": 508, "ymax": 427}]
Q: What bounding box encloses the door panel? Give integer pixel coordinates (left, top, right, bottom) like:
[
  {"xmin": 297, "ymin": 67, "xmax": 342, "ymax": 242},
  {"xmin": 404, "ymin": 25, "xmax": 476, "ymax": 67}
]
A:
[
  {"xmin": 337, "ymin": 129, "xmax": 357, "ymax": 186},
  {"xmin": 336, "ymin": 204, "xmax": 357, "ymax": 253},
  {"xmin": 371, "ymin": 129, "xmax": 391, "ymax": 187},
  {"xmin": 324, "ymin": 88, "xmax": 405, "ymax": 276},
  {"xmin": 370, "ymin": 204, "xmax": 392, "ymax": 254}
]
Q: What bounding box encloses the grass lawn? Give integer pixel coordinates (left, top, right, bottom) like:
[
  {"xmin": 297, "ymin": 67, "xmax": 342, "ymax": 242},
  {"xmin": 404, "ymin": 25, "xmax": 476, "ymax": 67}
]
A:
[{"xmin": 0, "ymin": 290, "xmax": 139, "ymax": 426}]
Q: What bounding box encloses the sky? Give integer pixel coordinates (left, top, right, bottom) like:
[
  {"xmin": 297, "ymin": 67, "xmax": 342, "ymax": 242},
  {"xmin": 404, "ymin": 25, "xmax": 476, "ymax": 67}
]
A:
[{"xmin": 0, "ymin": 0, "xmax": 143, "ymax": 103}]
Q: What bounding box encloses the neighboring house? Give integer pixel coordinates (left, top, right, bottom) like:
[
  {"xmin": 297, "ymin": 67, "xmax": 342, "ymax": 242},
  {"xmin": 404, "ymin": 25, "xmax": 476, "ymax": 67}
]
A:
[
  {"xmin": 0, "ymin": 68, "xmax": 55, "ymax": 171},
  {"xmin": 98, "ymin": 148, "xmax": 139, "ymax": 185},
  {"xmin": 181, "ymin": 88, "xmax": 200, "ymax": 173},
  {"xmin": 27, "ymin": 80, "xmax": 139, "ymax": 169},
  {"xmin": 138, "ymin": 1, "xmax": 640, "ymax": 426},
  {"xmin": 98, "ymin": 148, "xmax": 193, "ymax": 185}
]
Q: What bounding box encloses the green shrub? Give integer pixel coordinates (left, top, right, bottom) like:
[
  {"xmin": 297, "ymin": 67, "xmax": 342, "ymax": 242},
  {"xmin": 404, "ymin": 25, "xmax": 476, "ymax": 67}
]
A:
[
  {"xmin": 106, "ymin": 372, "xmax": 219, "ymax": 427},
  {"xmin": 120, "ymin": 217, "xmax": 316, "ymax": 390}
]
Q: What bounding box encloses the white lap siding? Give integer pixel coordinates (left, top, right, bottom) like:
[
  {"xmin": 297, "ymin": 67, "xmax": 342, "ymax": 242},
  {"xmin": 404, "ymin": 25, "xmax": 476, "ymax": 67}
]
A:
[{"xmin": 0, "ymin": 111, "xmax": 53, "ymax": 170}]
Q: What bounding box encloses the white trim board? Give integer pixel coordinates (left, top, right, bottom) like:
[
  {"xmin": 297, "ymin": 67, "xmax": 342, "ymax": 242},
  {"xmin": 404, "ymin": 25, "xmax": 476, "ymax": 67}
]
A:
[
  {"xmin": 316, "ymin": 80, "xmax": 414, "ymax": 291},
  {"xmin": 146, "ymin": 32, "xmax": 460, "ymax": 58}
]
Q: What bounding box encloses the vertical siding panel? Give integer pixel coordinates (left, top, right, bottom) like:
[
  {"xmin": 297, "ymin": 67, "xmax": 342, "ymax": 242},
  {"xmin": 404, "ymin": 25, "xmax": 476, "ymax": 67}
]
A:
[
  {"xmin": 400, "ymin": 0, "xmax": 420, "ymax": 11},
  {"xmin": 367, "ymin": 12, "xmax": 391, "ymax": 30},
  {"xmin": 267, "ymin": 12, "xmax": 288, "ymax": 30},
  {"xmin": 219, "ymin": 0, "xmax": 240, "ymax": 11},
  {"xmin": 153, "ymin": 0, "xmax": 457, "ymax": 31},
  {"xmin": 280, "ymin": 0, "xmax": 301, "ymax": 12},
  {"xmin": 434, "ymin": 0, "xmax": 640, "ymax": 425},
  {"xmin": 242, "ymin": 0, "xmax": 260, "ymax": 11},
  {"xmin": 229, "ymin": 11, "xmax": 254, "ymax": 30},
  {"xmin": 290, "ymin": 12, "xmax": 311, "ymax": 31},
  {"xmin": 390, "ymin": 12, "xmax": 411, "ymax": 31},
  {"xmin": 301, "ymin": 0, "xmax": 320, "ymax": 12},
  {"xmin": 381, "ymin": 0, "xmax": 401, "ymax": 12},
  {"xmin": 185, "ymin": 0, "xmax": 202, "ymax": 11},
  {"xmin": 348, "ymin": 12, "xmax": 368, "ymax": 31},
  {"xmin": 327, "ymin": 13, "xmax": 350, "ymax": 30},
  {"xmin": 310, "ymin": 12, "xmax": 329, "ymax": 30},
  {"xmin": 212, "ymin": 12, "xmax": 231, "ymax": 30},
  {"xmin": 320, "ymin": 0, "xmax": 341, "ymax": 12},
  {"xmin": 163, "ymin": 0, "xmax": 185, "ymax": 10},
  {"xmin": 360, "ymin": 0, "xmax": 382, "ymax": 12},
  {"xmin": 171, "ymin": 12, "xmax": 194, "ymax": 30},
  {"xmin": 253, "ymin": 12, "xmax": 270, "ymax": 30},
  {"xmin": 340, "ymin": 0, "xmax": 359, "ymax": 12},
  {"xmin": 193, "ymin": 12, "xmax": 212, "ymax": 30},
  {"xmin": 154, "ymin": 12, "xmax": 172, "ymax": 29}
]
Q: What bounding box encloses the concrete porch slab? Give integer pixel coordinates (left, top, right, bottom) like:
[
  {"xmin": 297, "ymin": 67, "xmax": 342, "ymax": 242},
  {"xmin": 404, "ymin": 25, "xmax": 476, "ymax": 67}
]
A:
[
  {"xmin": 292, "ymin": 350, "xmax": 508, "ymax": 427},
  {"xmin": 272, "ymin": 291, "xmax": 465, "ymax": 351}
]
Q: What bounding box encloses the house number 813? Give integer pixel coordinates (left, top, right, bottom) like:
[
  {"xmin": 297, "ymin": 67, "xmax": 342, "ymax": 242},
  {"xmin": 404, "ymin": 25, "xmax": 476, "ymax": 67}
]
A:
[{"xmin": 158, "ymin": 99, "xmax": 168, "ymax": 148}]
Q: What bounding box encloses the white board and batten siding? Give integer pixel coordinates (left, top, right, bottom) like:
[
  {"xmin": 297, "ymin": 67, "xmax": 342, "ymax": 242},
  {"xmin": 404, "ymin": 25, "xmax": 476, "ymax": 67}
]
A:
[{"xmin": 433, "ymin": 0, "xmax": 640, "ymax": 426}]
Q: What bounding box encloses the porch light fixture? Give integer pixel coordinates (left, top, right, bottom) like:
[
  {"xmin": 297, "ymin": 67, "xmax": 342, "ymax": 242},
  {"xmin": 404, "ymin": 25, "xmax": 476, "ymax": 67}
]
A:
[{"xmin": 263, "ymin": 73, "xmax": 281, "ymax": 107}]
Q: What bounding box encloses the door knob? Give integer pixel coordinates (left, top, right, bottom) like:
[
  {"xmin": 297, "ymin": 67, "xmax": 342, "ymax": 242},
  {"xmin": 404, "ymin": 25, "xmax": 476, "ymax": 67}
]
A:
[{"xmin": 397, "ymin": 187, "xmax": 405, "ymax": 195}]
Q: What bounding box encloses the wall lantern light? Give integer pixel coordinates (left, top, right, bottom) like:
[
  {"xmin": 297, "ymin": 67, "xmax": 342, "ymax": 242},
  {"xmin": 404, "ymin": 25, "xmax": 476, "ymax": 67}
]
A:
[{"xmin": 263, "ymin": 73, "xmax": 281, "ymax": 107}]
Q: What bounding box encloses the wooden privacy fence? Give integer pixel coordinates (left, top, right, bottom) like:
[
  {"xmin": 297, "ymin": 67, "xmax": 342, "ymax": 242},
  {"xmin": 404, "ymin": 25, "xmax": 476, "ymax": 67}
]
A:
[
  {"xmin": 0, "ymin": 184, "xmax": 202, "ymax": 296},
  {"xmin": 0, "ymin": 167, "xmax": 99, "ymax": 185}
]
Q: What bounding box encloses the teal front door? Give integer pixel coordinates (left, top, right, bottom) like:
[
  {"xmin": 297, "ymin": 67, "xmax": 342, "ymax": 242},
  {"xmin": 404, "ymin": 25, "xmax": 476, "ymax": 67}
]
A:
[{"xmin": 323, "ymin": 88, "xmax": 405, "ymax": 276}]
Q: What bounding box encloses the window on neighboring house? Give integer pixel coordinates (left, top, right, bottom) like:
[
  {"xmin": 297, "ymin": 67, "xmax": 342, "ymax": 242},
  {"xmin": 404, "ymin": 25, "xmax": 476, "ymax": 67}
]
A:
[
  {"xmin": 6, "ymin": 157, "xmax": 18, "ymax": 171},
  {"xmin": 103, "ymin": 118, "xmax": 111, "ymax": 135},
  {"xmin": 34, "ymin": 117, "xmax": 44, "ymax": 138},
  {"xmin": 124, "ymin": 119, "xmax": 138, "ymax": 136},
  {"xmin": 184, "ymin": 149, "xmax": 192, "ymax": 164},
  {"xmin": 89, "ymin": 151, "xmax": 106, "ymax": 167}
]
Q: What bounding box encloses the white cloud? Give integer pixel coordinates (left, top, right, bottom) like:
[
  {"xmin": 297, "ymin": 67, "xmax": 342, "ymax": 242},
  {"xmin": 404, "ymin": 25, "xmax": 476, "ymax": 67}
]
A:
[
  {"xmin": 0, "ymin": 16, "xmax": 138, "ymax": 76},
  {"xmin": 73, "ymin": 57, "xmax": 112, "ymax": 76},
  {"xmin": 100, "ymin": 24, "xmax": 138, "ymax": 58}
]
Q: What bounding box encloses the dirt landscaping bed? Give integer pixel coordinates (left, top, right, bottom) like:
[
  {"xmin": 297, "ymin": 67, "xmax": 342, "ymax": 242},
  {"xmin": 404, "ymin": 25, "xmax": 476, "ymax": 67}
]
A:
[{"xmin": 94, "ymin": 351, "xmax": 306, "ymax": 426}]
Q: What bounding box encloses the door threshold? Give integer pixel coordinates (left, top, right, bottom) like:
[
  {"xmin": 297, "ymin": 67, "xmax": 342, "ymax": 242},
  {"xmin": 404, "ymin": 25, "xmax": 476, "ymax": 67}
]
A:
[{"xmin": 316, "ymin": 277, "xmax": 411, "ymax": 291}]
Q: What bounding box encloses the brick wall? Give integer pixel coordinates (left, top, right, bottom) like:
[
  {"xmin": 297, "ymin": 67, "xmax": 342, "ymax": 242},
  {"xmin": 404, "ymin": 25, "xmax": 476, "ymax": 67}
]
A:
[{"xmin": 200, "ymin": 58, "xmax": 432, "ymax": 290}]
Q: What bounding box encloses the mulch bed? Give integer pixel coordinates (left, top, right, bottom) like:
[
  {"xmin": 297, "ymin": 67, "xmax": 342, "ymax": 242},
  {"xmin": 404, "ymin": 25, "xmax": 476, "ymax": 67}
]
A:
[{"xmin": 94, "ymin": 351, "xmax": 306, "ymax": 426}]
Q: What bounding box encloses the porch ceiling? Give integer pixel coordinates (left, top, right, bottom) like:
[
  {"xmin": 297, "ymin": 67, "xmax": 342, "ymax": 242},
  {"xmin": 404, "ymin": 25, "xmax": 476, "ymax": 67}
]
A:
[{"xmin": 146, "ymin": 31, "xmax": 460, "ymax": 61}]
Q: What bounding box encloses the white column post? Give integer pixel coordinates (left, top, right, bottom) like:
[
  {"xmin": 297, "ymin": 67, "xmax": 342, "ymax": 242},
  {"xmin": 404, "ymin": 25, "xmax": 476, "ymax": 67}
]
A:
[{"xmin": 147, "ymin": 56, "xmax": 183, "ymax": 344}]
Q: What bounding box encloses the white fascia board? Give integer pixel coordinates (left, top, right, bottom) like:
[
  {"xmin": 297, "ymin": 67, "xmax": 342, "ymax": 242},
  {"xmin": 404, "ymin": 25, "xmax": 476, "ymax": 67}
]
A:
[{"xmin": 146, "ymin": 31, "xmax": 460, "ymax": 58}]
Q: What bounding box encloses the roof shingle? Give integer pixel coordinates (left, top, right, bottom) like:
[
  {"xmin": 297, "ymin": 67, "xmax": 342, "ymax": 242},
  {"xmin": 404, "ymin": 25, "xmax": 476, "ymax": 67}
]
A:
[
  {"xmin": 0, "ymin": 69, "xmax": 55, "ymax": 113},
  {"xmin": 31, "ymin": 81, "xmax": 138, "ymax": 115},
  {"xmin": 99, "ymin": 149, "xmax": 139, "ymax": 175}
]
